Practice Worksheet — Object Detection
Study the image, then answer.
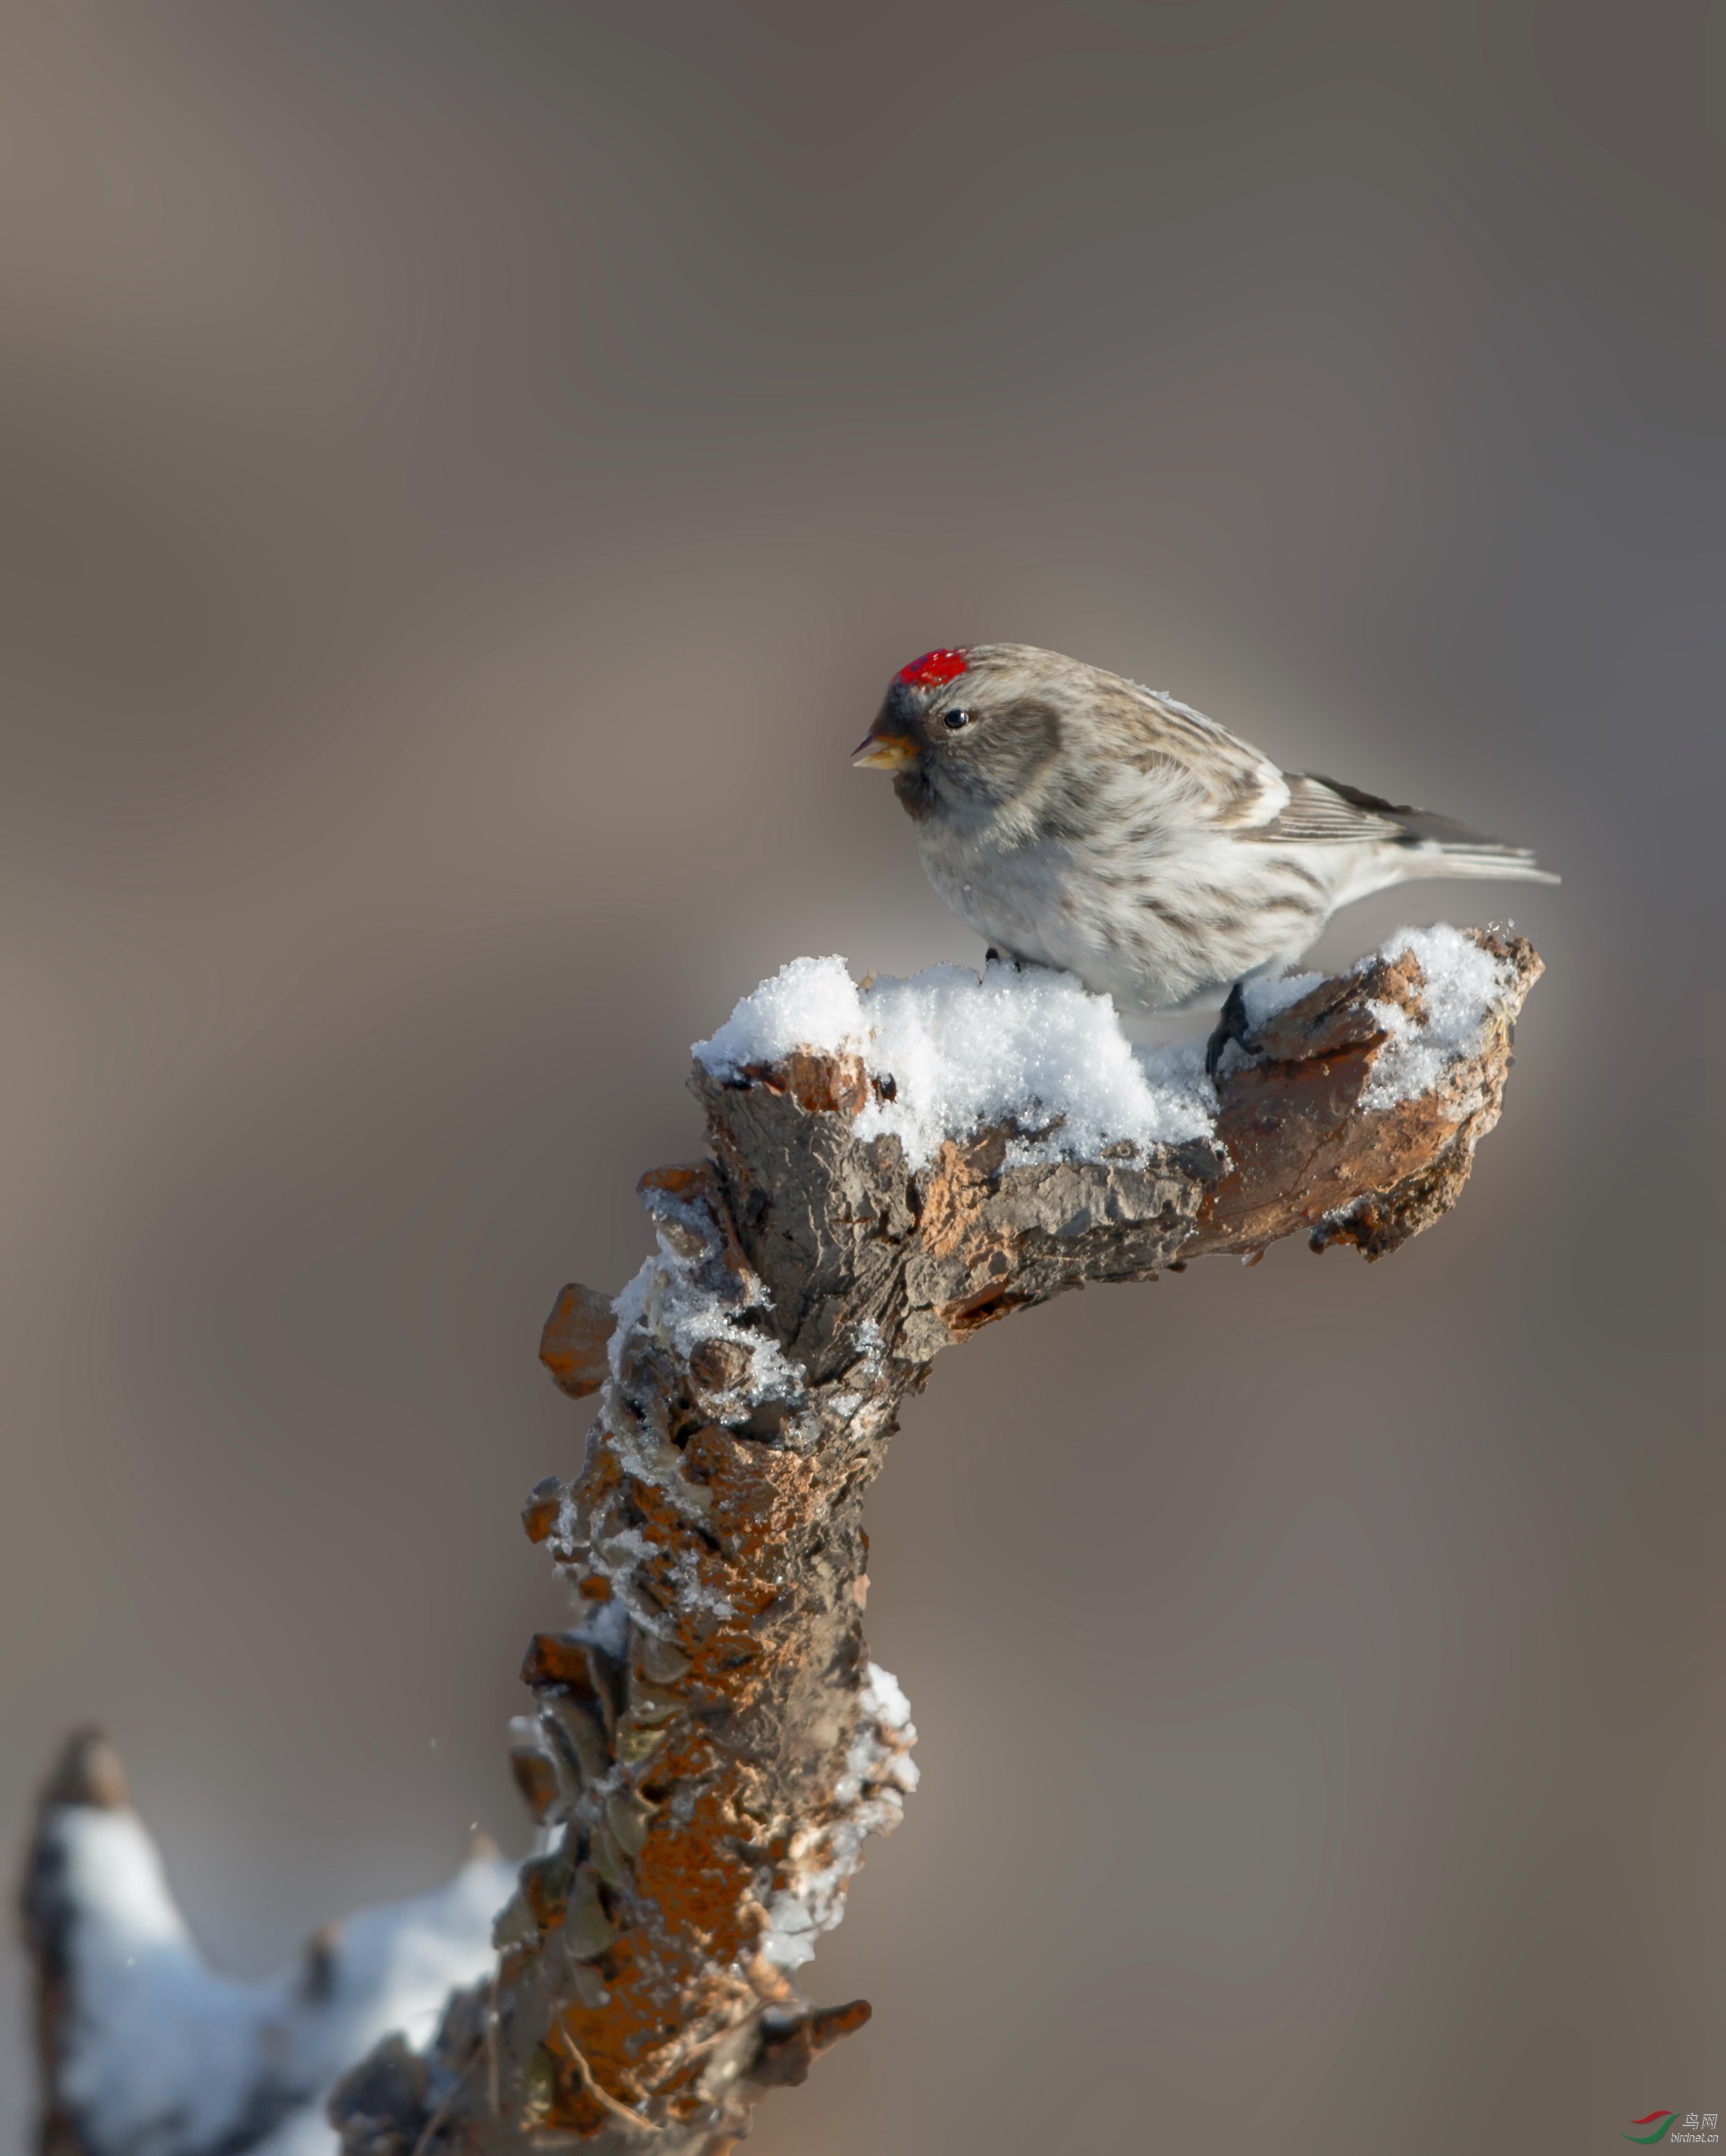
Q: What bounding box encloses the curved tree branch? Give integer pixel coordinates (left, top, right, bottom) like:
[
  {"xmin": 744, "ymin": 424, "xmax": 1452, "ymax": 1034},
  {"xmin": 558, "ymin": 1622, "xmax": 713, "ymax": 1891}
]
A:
[{"xmin": 21, "ymin": 929, "xmax": 1541, "ymax": 2156}]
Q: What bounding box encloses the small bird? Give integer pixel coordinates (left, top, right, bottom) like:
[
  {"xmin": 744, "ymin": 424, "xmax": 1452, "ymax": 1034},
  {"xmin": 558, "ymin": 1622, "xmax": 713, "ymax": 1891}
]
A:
[{"xmin": 853, "ymin": 643, "xmax": 1556, "ymax": 1070}]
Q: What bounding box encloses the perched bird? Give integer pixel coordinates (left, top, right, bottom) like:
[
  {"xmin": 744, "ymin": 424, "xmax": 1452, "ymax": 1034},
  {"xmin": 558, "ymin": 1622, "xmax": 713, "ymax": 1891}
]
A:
[{"xmin": 853, "ymin": 643, "xmax": 1556, "ymax": 1070}]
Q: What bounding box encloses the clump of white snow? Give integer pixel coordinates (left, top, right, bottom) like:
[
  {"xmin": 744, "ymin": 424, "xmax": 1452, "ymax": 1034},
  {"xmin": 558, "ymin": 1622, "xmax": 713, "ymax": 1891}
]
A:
[
  {"xmin": 1238, "ymin": 967, "xmax": 1325, "ymax": 1032},
  {"xmin": 696, "ymin": 954, "xmax": 867, "ymax": 1076},
  {"xmin": 1359, "ymin": 924, "xmax": 1516, "ymax": 1108},
  {"xmin": 696, "ymin": 958, "xmax": 1215, "ymax": 1168},
  {"xmin": 47, "ymin": 1802, "xmax": 514, "ymax": 2156}
]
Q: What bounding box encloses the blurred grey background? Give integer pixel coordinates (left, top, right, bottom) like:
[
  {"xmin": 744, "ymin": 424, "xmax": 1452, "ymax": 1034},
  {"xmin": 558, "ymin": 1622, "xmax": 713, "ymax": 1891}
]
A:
[{"xmin": 0, "ymin": 4, "xmax": 1719, "ymax": 2150}]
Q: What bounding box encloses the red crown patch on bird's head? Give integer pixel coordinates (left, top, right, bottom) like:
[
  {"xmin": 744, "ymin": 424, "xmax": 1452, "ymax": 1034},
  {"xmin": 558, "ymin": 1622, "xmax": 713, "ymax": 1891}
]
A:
[{"xmin": 896, "ymin": 648, "xmax": 969, "ymax": 691}]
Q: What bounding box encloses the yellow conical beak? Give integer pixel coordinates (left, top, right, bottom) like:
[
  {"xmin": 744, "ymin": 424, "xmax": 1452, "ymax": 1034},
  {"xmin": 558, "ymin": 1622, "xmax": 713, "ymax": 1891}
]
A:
[{"xmin": 852, "ymin": 720, "xmax": 918, "ymax": 771}]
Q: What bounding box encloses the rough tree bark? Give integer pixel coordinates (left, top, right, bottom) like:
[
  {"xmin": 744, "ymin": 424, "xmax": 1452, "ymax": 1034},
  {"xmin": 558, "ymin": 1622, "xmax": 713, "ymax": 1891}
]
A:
[{"xmin": 21, "ymin": 931, "xmax": 1542, "ymax": 2156}]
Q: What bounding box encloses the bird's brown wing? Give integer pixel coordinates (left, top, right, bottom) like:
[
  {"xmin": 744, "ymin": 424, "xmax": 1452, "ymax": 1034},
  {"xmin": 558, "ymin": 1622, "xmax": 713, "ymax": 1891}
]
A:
[
  {"xmin": 1253, "ymin": 771, "xmax": 1532, "ymax": 854},
  {"xmin": 1119, "ymin": 688, "xmax": 1293, "ymax": 830},
  {"xmin": 1248, "ymin": 772, "xmax": 1408, "ymax": 844}
]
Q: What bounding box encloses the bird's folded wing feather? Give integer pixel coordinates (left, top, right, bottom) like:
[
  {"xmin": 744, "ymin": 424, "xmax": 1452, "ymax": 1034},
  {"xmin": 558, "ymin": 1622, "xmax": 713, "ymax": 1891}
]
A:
[
  {"xmin": 1125, "ymin": 690, "xmax": 1293, "ymax": 828},
  {"xmin": 1249, "ymin": 771, "xmax": 1409, "ymax": 843},
  {"xmin": 1254, "ymin": 771, "xmax": 1531, "ymax": 854}
]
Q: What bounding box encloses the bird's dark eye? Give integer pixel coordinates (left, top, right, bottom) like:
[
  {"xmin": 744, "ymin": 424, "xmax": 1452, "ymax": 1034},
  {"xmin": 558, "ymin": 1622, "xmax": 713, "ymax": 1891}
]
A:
[{"xmin": 943, "ymin": 709, "xmax": 974, "ymax": 731}]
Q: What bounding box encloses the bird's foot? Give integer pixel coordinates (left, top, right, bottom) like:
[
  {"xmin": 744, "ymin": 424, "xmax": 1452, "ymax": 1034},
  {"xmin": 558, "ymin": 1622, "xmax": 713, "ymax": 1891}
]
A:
[
  {"xmin": 1205, "ymin": 980, "xmax": 1262, "ymax": 1082},
  {"xmin": 983, "ymin": 947, "xmax": 1020, "ymax": 972}
]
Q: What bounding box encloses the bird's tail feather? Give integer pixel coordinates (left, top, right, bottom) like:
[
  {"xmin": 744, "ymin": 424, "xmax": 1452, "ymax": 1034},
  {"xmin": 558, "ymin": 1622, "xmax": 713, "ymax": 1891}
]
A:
[
  {"xmin": 1401, "ymin": 839, "xmax": 1560, "ymax": 885},
  {"xmin": 1288, "ymin": 776, "xmax": 1559, "ymax": 884}
]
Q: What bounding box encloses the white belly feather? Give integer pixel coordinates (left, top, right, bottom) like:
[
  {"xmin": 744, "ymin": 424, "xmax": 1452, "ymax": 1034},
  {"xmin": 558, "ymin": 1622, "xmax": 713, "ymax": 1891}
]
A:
[{"xmin": 916, "ymin": 817, "xmax": 1371, "ymax": 1013}]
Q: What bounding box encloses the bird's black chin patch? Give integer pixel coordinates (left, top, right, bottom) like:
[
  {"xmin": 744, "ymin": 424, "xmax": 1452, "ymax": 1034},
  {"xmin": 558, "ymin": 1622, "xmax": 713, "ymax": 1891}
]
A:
[{"xmin": 893, "ymin": 763, "xmax": 938, "ymax": 821}]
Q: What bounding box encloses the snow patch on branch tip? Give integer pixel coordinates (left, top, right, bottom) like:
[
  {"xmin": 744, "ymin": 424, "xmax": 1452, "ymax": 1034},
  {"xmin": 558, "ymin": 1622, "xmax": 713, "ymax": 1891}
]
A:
[
  {"xmin": 696, "ymin": 957, "xmax": 1215, "ymax": 1169},
  {"xmin": 758, "ymin": 1663, "xmax": 919, "ymax": 1973},
  {"xmin": 1358, "ymin": 924, "xmax": 1520, "ymax": 1108},
  {"xmin": 1236, "ymin": 923, "xmax": 1519, "ymax": 1108},
  {"xmin": 42, "ymin": 1803, "xmax": 514, "ymax": 2156}
]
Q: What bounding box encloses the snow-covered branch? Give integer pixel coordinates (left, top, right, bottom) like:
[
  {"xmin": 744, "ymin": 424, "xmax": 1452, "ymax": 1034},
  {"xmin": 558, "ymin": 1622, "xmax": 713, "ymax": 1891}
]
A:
[{"xmin": 22, "ymin": 928, "xmax": 1542, "ymax": 2155}]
